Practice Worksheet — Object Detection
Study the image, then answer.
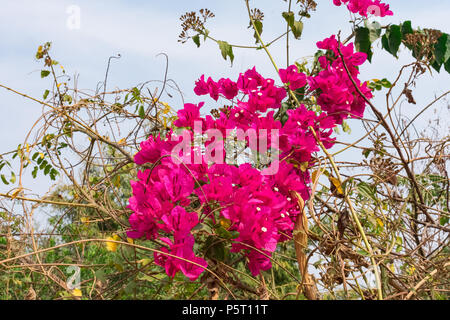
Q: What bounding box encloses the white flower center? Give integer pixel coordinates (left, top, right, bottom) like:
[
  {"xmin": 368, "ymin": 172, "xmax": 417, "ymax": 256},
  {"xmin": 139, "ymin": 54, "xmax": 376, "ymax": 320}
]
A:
[{"xmin": 261, "ymin": 227, "xmax": 267, "ymax": 232}]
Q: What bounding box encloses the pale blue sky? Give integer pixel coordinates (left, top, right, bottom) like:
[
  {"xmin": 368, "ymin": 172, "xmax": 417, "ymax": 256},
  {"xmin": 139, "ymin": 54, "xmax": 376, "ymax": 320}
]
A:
[{"xmin": 0, "ymin": 0, "xmax": 449, "ymax": 201}]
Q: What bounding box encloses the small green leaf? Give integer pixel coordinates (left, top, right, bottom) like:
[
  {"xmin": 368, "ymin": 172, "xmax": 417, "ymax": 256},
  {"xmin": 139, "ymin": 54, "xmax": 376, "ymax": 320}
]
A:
[
  {"xmin": 401, "ymin": 21, "xmax": 413, "ymax": 37},
  {"xmin": 380, "ymin": 78, "xmax": 392, "ymax": 88},
  {"xmin": 1, "ymin": 174, "xmax": 9, "ymax": 185},
  {"xmin": 282, "ymin": 11, "xmax": 295, "ymax": 27},
  {"xmin": 434, "ymin": 33, "xmax": 450, "ymax": 64},
  {"xmin": 384, "ymin": 24, "xmax": 402, "ymax": 57},
  {"xmin": 44, "ymin": 164, "xmax": 51, "ymax": 176},
  {"xmin": 31, "ymin": 166, "xmax": 38, "ymax": 179},
  {"xmin": 41, "ymin": 70, "xmax": 50, "ymax": 78},
  {"xmin": 43, "ymin": 90, "xmax": 50, "ymax": 100},
  {"xmin": 291, "ymin": 20, "xmax": 303, "ymax": 39},
  {"xmin": 362, "ymin": 148, "xmax": 371, "ymax": 158},
  {"xmin": 138, "ymin": 105, "xmax": 146, "ymax": 119},
  {"xmin": 39, "ymin": 160, "xmax": 47, "ymax": 170},
  {"xmin": 217, "ymin": 40, "xmax": 234, "ymax": 65},
  {"xmin": 355, "ymin": 27, "xmax": 373, "ymax": 62},
  {"xmin": 10, "ymin": 171, "xmax": 16, "ymax": 184},
  {"xmin": 253, "ymin": 20, "xmax": 263, "ymax": 43},
  {"xmin": 192, "ymin": 34, "xmax": 200, "ymax": 48},
  {"xmin": 282, "ymin": 12, "xmax": 303, "ymax": 39}
]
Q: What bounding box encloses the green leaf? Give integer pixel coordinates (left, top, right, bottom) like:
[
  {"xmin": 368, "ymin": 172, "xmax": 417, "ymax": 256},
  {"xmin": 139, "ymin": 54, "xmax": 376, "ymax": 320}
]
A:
[
  {"xmin": 401, "ymin": 21, "xmax": 413, "ymax": 36},
  {"xmin": 1, "ymin": 174, "xmax": 9, "ymax": 185},
  {"xmin": 192, "ymin": 34, "xmax": 200, "ymax": 48},
  {"xmin": 39, "ymin": 160, "xmax": 47, "ymax": 170},
  {"xmin": 49, "ymin": 168, "xmax": 58, "ymax": 180},
  {"xmin": 282, "ymin": 11, "xmax": 295, "ymax": 27},
  {"xmin": 216, "ymin": 226, "xmax": 235, "ymax": 239},
  {"xmin": 292, "ymin": 20, "xmax": 303, "ymax": 39},
  {"xmin": 355, "ymin": 27, "xmax": 373, "ymax": 62},
  {"xmin": 434, "ymin": 33, "xmax": 450, "ymax": 64},
  {"xmin": 380, "ymin": 78, "xmax": 392, "ymax": 88},
  {"xmin": 138, "ymin": 105, "xmax": 146, "ymax": 119},
  {"xmin": 282, "ymin": 12, "xmax": 303, "ymax": 39},
  {"xmin": 253, "ymin": 20, "xmax": 263, "ymax": 43},
  {"xmin": 382, "ymin": 25, "xmax": 402, "ymax": 58},
  {"xmin": 217, "ymin": 40, "xmax": 234, "ymax": 65},
  {"xmin": 44, "ymin": 164, "xmax": 51, "ymax": 176},
  {"xmin": 31, "ymin": 166, "xmax": 38, "ymax": 179},
  {"xmin": 10, "ymin": 171, "xmax": 16, "ymax": 184},
  {"xmin": 41, "ymin": 70, "xmax": 50, "ymax": 78},
  {"xmin": 362, "ymin": 148, "xmax": 371, "ymax": 158},
  {"xmin": 43, "ymin": 90, "xmax": 50, "ymax": 100}
]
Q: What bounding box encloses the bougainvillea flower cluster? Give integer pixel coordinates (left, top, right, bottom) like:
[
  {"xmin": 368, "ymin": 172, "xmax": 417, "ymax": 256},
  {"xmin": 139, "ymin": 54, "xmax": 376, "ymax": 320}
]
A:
[
  {"xmin": 332, "ymin": 0, "xmax": 393, "ymax": 17},
  {"xmin": 127, "ymin": 33, "xmax": 374, "ymax": 280},
  {"xmin": 308, "ymin": 35, "xmax": 374, "ymax": 124}
]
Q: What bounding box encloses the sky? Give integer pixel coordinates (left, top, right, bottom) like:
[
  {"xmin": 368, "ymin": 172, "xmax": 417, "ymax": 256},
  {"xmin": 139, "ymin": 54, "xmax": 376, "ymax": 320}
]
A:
[{"xmin": 0, "ymin": 0, "xmax": 449, "ymax": 209}]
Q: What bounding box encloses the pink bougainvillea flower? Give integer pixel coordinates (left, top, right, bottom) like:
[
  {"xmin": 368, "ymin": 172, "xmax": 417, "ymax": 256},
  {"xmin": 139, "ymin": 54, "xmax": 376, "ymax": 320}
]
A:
[
  {"xmin": 174, "ymin": 102, "xmax": 204, "ymax": 129},
  {"xmin": 247, "ymin": 250, "xmax": 272, "ymax": 276},
  {"xmin": 279, "ymin": 65, "xmax": 307, "ymax": 91},
  {"xmin": 134, "ymin": 133, "xmax": 175, "ymax": 165},
  {"xmin": 237, "ymin": 67, "xmax": 264, "ymax": 93},
  {"xmin": 154, "ymin": 233, "xmax": 208, "ymax": 281},
  {"xmin": 218, "ymin": 78, "xmax": 239, "ymax": 100},
  {"xmin": 207, "ymin": 77, "xmax": 220, "ymax": 101},
  {"xmin": 193, "ymin": 75, "xmax": 209, "ymax": 96},
  {"xmin": 161, "ymin": 206, "xmax": 199, "ymax": 234}
]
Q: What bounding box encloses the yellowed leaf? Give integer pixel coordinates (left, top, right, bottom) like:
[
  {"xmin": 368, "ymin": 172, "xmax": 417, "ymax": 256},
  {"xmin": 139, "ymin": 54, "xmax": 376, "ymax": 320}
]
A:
[
  {"xmin": 105, "ymin": 234, "xmax": 120, "ymax": 252},
  {"xmin": 329, "ymin": 176, "xmax": 344, "ymax": 197},
  {"xmin": 311, "ymin": 170, "xmax": 321, "ymax": 184},
  {"xmin": 376, "ymin": 218, "xmax": 384, "ymax": 228},
  {"xmin": 71, "ymin": 288, "xmax": 82, "ymax": 297}
]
